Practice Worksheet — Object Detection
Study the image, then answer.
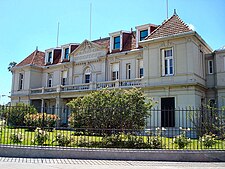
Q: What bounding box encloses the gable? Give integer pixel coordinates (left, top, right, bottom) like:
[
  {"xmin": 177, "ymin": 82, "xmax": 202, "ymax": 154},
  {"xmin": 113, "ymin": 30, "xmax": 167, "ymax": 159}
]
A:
[
  {"xmin": 146, "ymin": 14, "xmax": 192, "ymax": 40},
  {"xmin": 70, "ymin": 40, "xmax": 107, "ymax": 63}
]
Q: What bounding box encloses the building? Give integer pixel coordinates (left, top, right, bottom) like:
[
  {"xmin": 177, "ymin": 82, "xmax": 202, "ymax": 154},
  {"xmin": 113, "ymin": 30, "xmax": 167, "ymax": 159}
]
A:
[{"xmin": 11, "ymin": 13, "xmax": 225, "ymax": 127}]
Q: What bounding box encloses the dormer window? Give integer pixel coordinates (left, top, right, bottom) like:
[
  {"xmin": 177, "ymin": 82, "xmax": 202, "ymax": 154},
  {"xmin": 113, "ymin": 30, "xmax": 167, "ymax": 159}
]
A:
[
  {"xmin": 47, "ymin": 52, "xmax": 52, "ymax": 63},
  {"xmin": 64, "ymin": 48, "xmax": 69, "ymax": 60},
  {"xmin": 136, "ymin": 24, "xmax": 157, "ymax": 48},
  {"xmin": 140, "ymin": 29, "xmax": 148, "ymax": 41},
  {"xmin": 45, "ymin": 49, "xmax": 54, "ymax": 64},
  {"xmin": 109, "ymin": 31, "xmax": 127, "ymax": 53},
  {"xmin": 114, "ymin": 36, "xmax": 120, "ymax": 49}
]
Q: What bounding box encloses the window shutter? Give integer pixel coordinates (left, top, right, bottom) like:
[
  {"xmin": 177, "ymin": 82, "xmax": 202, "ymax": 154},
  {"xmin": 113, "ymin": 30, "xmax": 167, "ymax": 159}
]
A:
[
  {"xmin": 161, "ymin": 49, "xmax": 165, "ymax": 76},
  {"xmin": 112, "ymin": 63, "xmax": 119, "ymax": 71},
  {"xmin": 139, "ymin": 59, "xmax": 143, "ymax": 68},
  {"xmin": 62, "ymin": 71, "xmax": 67, "ymax": 78}
]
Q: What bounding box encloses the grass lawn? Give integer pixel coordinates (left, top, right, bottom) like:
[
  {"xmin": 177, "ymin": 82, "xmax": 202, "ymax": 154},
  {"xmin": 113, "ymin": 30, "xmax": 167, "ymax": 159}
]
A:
[{"xmin": 0, "ymin": 127, "xmax": 225, "ymax": 150}]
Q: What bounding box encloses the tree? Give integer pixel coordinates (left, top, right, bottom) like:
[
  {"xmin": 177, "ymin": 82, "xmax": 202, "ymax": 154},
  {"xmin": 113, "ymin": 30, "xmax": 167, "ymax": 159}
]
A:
[
  {"xmin": 8, "ymin": 61, "xmax": 17, "ymax": 73},
  {"xmin": 189, "ymin": 104, "xmax": 225, "ymax": 139},
  {"xmin": 4, "ymin": 103, "xmax": 37, "ymax": 127},
  {"xmin": 67, "ymin": 88, "xmax": 155, "ymax": 135}
]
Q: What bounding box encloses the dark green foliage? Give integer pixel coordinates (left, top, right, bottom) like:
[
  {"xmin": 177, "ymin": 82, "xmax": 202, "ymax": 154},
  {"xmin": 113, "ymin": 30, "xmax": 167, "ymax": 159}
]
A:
[
  {"xmin": 8, "ymin": 61, "xmax": 17, "ymax": 73},
  {"xmin": 4, "ymin": 103, "xmax": 37, "ymax": 127},
  {"xmin": 173, "ymin": 132, "xmax": 191, "ymax": 149},
  {"xmin": 32, "ymin": 128, "xmax": 49, "ymax": 145},
  {"xmin": 53, "ymin": 133, "xmax": 72, "ymax": 146},
  {"xmin": 200, "ymin": 133, "xmax": 217, "ymax": 148},
  {"xmin": 77, "ymin": 132, "xmax": 163, "ymax": 149},
  {"xmin": 67, "ymin": 88, "xmax": 154, "ymax": 134},
  {"xmin": 10, "ymin": 132, "xmax": 23, "ymax": 143},
  {"xmin": 189, "ymin": 104, "xmax": 225, "ymax": 138}
]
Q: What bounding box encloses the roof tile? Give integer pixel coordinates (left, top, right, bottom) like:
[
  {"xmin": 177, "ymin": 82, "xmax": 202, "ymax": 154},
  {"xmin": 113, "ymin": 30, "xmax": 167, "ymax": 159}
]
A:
[
  {"xmin": 16, "ymin": 50, "xmax": 45, "ymax": 67},
  {"xmin": 146, "ymin": 14, "xmax": 192, "ymax": 40}
]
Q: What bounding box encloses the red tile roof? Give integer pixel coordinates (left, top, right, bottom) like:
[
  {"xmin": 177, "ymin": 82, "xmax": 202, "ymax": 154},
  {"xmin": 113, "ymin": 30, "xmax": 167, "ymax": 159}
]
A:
[
  {"xmin": 17, "ymin": 15, "xmax": 193, "ymax": 67},
  {"xmin": 146, "ymin": 14, "xmax": 192, "ymax": 40},
  {"xmin": 92, "ymin": 37, "xmax": 110, "ymax": 50},
  {"xmin": 52, "ymin": 49, "xmax": 62, "ymax": 64},
  {"xmin": 16, "ymin": 50, "xmax": 45, "ymax": 67}
]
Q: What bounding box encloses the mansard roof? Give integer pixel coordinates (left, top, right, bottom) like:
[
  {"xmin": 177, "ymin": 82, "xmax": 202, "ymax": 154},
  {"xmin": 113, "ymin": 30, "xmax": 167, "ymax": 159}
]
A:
[
  {"xmin": 146, "ymin": 14, "xmax": 193, "ymax": 40},
  {"xmin": 16, "ymin": 50, "xmax": 45, "ymax": 67},
  {"xmin": 16, "ymin": 14, "xmax": 206, "ymax": 68}
]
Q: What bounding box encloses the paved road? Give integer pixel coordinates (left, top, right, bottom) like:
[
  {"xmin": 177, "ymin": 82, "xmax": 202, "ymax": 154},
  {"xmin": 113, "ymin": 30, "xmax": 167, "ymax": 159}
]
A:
[{"xmin": 0, "ymin": 157, "xmax": 225, "ymax": 169}]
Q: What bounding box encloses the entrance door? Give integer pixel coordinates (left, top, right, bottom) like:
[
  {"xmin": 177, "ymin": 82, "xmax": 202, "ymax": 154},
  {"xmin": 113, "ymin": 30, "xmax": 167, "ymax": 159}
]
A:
[{"xmin": 161, "ymin": 97, "xmax": 175, "ymax": 127}]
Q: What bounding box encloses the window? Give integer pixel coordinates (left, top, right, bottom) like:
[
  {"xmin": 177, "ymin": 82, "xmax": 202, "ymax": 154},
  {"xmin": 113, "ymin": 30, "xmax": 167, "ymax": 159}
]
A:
[
  {"xmin": 47, "ymin": 52, "xmax": 52, "ymax": 63},
  {"xmin": 162, "ymin": 48, "xmax": 174, "ymax": 76},
  {"xmin": 140, "ymin": 29, "xmax": 148, "ymax": 41},
  {"xmin": 208, "ymin": 60, "xmax": 213, "ymax": 74},
  {"xmin": 139, "ymin": 59, "xmax": 144, "ymax": 78},
  {"xmin": 114, "ymin": 36, "xmax": 120, "ymax": 49},
  {"xmin": 64, "ymin": 48, "xmax": 69, "ymax": 60},
  {"xmin": 62, "ymin": 71, "xmax": 67, "ymax": 85},
  {"xmin": 112, "ymin": 63, "xmax": 119, "ymax": 80},
  {"xmin": 48, "ymin": 73, "xmax": 53, "ymax": 87},
  {"xmin": 19, "ymin": 73, "xmax": 24, "ymax": 90},
  {"xmin": 84, "ymin": 68, "xmax": 91, "ymax": 83},
  {"xmin": 126, "ymin": 64, "xmax": 131, "ymax": 79}
]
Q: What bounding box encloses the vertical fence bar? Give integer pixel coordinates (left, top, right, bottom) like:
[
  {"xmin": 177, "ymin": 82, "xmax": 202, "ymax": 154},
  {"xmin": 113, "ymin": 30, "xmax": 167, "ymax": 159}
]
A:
[{"xmin": 0, "ymin": 105, "xmax": 225, "ymax": 150}]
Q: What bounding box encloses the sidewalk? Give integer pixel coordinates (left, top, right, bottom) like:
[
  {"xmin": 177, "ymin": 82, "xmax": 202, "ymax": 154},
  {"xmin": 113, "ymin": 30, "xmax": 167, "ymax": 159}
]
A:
[{"xmin": 0, "ymin": 157, "xmax": 225, "ymax": 169}]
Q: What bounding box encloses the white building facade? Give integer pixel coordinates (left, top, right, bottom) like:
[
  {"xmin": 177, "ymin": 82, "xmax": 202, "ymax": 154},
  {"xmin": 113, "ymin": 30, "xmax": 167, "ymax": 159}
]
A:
[{"xmin": 11, "ymin": 14, "xmax": 225, "ymax": 127}]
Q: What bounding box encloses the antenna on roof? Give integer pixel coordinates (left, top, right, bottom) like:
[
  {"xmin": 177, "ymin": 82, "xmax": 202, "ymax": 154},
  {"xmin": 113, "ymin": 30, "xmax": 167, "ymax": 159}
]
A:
[
  {"xmin": 89, "ymin": 3, "xmax": 92, "ymax": 41},
  {"xmin": 166, "ymin": 0, "xmax": 168, "ymax": 19},
  {"xmin": 174, "ymin": 9, "xmax": 177, "ymax": 16},
  {"xmin": 56, "ymin": 22, "xmax": 60, "ymax": 47}
]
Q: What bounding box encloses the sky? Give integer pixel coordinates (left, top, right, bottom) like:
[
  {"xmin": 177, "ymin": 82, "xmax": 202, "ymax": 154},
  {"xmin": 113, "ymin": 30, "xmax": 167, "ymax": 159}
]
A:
[{"xmin": 0, "ymin": 0, "xmax": 225, "ymax": 105}]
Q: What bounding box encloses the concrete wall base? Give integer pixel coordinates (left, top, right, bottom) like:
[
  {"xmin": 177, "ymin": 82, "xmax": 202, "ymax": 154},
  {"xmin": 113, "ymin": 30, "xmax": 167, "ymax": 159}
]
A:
[{"xmin": 0, "ymin": 146, "xmax": 224, "ymax": 162}]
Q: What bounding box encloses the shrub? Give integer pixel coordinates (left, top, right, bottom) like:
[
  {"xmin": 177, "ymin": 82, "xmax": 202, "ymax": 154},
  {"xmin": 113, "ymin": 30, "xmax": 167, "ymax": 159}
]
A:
[
  {"xmin": 200, "ymin": 133, "xmax": 216, "ymax": 148},
  {"xmin": 77, "ymin": 132, "xmax": 157, "ymax": 149},
  {"xmin": 67, "ymin": 88, "xmax": 155, "ymax": 135},
  {"xmin": 173, "ymin": 130, "xmax": 191, "ymax": 149},
  {"xmin": 24, "ymin": 113, "xmax": 59, "ymax": 128},
  {"xmin": 10, "ymin": 132, "xmax": 23, "ymax": 143},
  {"xmin": 53, "ymin": 133, "xmax": 72, "ymax": 146},
  {"xmin": 4, "ymin": 103, "xmax": 37, "ymax": 127},
  {"xmin": 147, "ymin": 127, "xmax": 165, "ymax": 149},
  {"xmin": 149, "ymin": 136, "xmax": 163, "ymax": 149},
  {"xmin": 189, "ymin": 104, "xmax": 225, "ymax": 138},
  {"xmin": 32, "ymin": 128, "xmax": 49, "ymax": 145}
]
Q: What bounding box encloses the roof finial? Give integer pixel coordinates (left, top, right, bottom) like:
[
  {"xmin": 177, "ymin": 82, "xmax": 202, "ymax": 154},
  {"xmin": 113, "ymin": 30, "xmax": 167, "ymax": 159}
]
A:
[
  {"xmin": 174, "ymin": 9, "xmax": 177, "ymax": 16},
  {"xmin": 36, "ymin": 46, "xmax": 38, "ymax": 51}
]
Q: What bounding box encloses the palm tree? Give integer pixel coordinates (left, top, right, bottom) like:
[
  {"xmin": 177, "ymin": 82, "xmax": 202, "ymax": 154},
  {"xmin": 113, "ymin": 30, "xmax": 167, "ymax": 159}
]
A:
[{"xmin": 8, "ymin": 61, "xmax": 17, "ymax": 73}]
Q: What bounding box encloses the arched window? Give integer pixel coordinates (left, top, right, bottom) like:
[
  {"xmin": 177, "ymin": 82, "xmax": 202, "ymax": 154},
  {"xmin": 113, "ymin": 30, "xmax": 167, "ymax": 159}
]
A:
[{"xmin": 84, "ymin": 68, "xmax": 91, "ymax": 83}]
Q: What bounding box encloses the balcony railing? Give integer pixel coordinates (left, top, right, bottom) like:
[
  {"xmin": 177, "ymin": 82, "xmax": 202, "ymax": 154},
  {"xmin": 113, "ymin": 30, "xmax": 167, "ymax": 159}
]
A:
[
  {"xmin": 29, "ymin": 78, "xmax": 143, "ymax": 94},
  {"xmin": 61, "ymin": 84, "xmax": 90, "ymax": 91},
  {"xmin": 96, "ymin": 80, "xmax": 116, "ymax": 89}
]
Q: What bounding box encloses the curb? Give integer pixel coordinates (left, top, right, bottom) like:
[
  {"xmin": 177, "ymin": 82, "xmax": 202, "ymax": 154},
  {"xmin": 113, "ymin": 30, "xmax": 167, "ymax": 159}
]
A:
[{"xmin": 0, "ymin": 146, "xmax": 224, "ymax": 162}]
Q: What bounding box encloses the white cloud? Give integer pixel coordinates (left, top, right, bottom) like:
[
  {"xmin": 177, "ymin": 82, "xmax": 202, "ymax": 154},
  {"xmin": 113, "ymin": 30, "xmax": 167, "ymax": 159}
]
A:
[{"xmin": 188, "ymin": 24, "xmax": 195, "ymax": 31}]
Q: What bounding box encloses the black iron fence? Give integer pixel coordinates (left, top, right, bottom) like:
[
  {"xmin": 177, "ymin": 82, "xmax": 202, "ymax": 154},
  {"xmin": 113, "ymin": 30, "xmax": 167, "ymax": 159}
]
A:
[{"xmin": 0, "ymin": 105, "xmax": 224, "ymax": 149}]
